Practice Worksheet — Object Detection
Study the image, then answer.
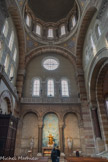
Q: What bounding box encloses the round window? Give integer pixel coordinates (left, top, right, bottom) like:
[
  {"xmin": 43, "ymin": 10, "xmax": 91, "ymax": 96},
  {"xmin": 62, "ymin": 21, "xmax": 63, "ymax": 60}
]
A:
[{"xmin": 43, "ymin": 57, "xmax": 59, "ymax": 70}]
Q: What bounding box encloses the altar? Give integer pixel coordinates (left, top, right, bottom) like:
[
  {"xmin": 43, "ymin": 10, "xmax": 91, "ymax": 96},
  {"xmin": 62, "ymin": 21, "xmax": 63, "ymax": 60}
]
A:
[{"xmin": 42, "ymin": 147, "xmax": 53, "ymax": 156}]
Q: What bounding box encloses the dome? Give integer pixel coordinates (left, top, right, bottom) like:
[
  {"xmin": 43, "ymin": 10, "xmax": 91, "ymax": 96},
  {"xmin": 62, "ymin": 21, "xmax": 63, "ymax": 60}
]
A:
[
  {"xmin": 28, "ymin": 0, "xmax": 75, "ymax": 22},
  {"xmin": 24, "ymin": 0, "xmax": 79, "ymax": 44}
]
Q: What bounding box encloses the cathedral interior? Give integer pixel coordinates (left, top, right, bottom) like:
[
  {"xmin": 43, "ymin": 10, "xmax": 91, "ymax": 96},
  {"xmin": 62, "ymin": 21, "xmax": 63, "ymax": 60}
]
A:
[{"xmin": 0, "ymin": 0, "xmax": 108, "ymax": 160}]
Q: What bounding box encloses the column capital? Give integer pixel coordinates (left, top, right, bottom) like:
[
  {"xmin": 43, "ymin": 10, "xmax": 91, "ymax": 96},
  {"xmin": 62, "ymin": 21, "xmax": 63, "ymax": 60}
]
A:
[
  {"xmin": 90, "ymin": 106, "xmax": 97, "ymax": 111},
  {"xmin": 38, "ymin": 122, "xmax": 43, "ymax": 128},
  {"xmin": 89, "ymin": 102, "xmax": 97, "ymax": 110},
  {"xmin": 59, "ymin": 122, "xmax": 64, "ymax": 128},
  {"xmin": 18, "ymin": 69, "xmax": 26, "ymax": 76}
]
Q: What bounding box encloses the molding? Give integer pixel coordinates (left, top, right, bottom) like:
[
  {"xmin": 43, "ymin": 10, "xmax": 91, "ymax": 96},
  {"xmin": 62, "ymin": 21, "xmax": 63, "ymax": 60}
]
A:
[{"xmin": 21, "ymin": 97, "xmax": 81, "ymax": 105}]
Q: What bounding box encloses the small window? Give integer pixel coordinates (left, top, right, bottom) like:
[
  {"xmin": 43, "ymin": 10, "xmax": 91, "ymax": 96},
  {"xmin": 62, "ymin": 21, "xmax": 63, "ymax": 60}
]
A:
[
  {"xmin": 95, "ymin": 25, "xmax": 101, "ymax": 39},
  {"xmin": 61, "ymin": 79, "xmax": 69, "ymax": 97},
  {"xmin": 0, "ymin": 40, "xmax": 3, "ymax": 62},
  {"xmin": 105, "ymin": 97, "xmax": 108, "ymax": 116},
  {"xmin": 26, "ymin": 14, "xmax": 31, "ymax": 27},
  {"xmin": 8, "ymin": 31, "xmax": 14, "ymax": 50},
  {"xmin": 47, "ymin": 79, "xmax": 54, "ymax": 97},
  {"xmin": 32, "ymin": 78, "xmax": 40, "ymax": 96},
  {"xmin": 43, "ymin": 57, "xmax": 59, "ymax": 70},
  {"xmin": 9, "ymin": 64, "xmax": 14, "ymax": 79},
  {"xmin": 106, "ymin": 32, "xmax": 108, "ymax": 43},
  {"xmin": 13, "ymin": 48, "xmax": 17, "ymax": 62},
  {"xmin": 4, "ymin": 54, "xmax": 10, "ymax": 73},
  {"xmin": 36, "ymin": 24, "xmax": 41, "ymax": 36},
  {"xmin": 85, "ymin": 49, "xmax": 89, "ymax": 64},
  {"xmin": 90, "ymin": 35, "xmax": 95, "ymax": 49},
  {"xmin": 61, "ymin": 25, "xmax": 66, "ymax": 36},
  {"xmin": 2, "ymin": 20, "xmax": 8, "ymax": 37},
  {"xmin": 48, "ymin": 28, "xmax": 54, "ymax": 38},
  {"xmin": 72, "ymin": 16, "xmax": 76, "ymax": 27},
  {"xmin": 97, "ymin": 26, "xmax": 101, "ymax": 36}
]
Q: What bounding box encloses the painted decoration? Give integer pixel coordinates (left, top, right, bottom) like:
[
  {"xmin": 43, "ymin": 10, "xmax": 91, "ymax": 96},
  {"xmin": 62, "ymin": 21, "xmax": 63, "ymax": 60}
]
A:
[{"xmin": 42, "ymin": 113, "xmax": 59, "ymax": 147}]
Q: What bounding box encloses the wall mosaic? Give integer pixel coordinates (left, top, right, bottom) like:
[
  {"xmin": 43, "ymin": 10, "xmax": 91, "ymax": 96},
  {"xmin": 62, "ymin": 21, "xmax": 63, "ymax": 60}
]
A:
[
  {"xmin": 26, "ymin": 35, "xmax": 40, "ymax": 53},
  {"xmin": 17, "ymin": 0, "xmax": 24, "ymax": 8},
  {"xmin": 79, "ymin": 0, "xmax": 87, "ymax": 8},
  {"xmin": 42, "ymin": 113, "xmax": 59, "ymax": 147},
  {"xmin": 61, "ymin": 35, "xmax": 76, "ymax": 54}
]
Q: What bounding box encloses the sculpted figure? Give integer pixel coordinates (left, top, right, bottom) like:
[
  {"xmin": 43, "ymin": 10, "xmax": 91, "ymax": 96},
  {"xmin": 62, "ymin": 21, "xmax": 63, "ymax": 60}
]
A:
[
  {"xmin": 48, "ymin": 134, "xmax": 54, "ymax": 145},
  {"xmin": 67, "ymin": 137, "xmax": 72, "ymax": 149},
  {"xmin": 30, "ymin": 138, "xmax": 34, "ymax": 150}
]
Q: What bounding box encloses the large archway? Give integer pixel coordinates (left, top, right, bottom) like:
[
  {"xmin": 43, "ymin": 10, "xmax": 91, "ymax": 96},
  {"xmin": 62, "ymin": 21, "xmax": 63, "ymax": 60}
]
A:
[{"xmin": 89, "ymin": 59, "xmax": 108, "ymax": 151}]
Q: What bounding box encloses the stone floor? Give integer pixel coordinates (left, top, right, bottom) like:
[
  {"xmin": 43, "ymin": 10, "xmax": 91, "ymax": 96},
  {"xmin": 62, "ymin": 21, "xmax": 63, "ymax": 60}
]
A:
[
  {"xmin": 66, "ymin": 157, "xmax": 108, "ymax": 162},
  {"xmin": 1, "ymin": 156, "xmax": 108, "ymax": 162}
]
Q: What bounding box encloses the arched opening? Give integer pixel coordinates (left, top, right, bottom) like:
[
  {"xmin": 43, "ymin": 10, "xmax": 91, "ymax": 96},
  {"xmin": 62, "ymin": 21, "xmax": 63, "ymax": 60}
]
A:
[
  {"xmin": 64, "ymin": 113, "xmax": 80, "ymax": 155},
  {"xmin": 42, "ymin": 113, "xmax": 59, "ymax": 148},
  {"xmin": 0, "ymin": 98, "xmax": 11, "ymax": 114},
  {"xmin": 89, "ymin": 58, "xmax": 108, "ymax": 152},
  {"xmin": 21, "ymin": 112, "xmax": 38, "ymax": 156}
]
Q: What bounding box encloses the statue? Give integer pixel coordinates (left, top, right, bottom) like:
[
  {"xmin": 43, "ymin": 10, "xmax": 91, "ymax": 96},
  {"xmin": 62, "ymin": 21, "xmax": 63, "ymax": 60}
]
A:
[
  {"xmin": 27, "ymin": 138, "xmax": 34, "ymax": 157},
  {"xmin": 48, "ymin": 134, "xmax": 54, "ymax": 145},
  {"xmin": 67, "ymin": 137, "xmax": 72, "ymax": 149},
  {"xmin": 30, "ymin": 138, "xmax": 34, "ymax": 150}
]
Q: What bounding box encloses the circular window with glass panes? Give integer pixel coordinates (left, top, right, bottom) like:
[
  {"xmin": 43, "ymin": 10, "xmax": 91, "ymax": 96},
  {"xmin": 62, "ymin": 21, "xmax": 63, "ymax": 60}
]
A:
[{"xmin": 42, "ymin": 57, "xmax": 59, "ymax": 70}]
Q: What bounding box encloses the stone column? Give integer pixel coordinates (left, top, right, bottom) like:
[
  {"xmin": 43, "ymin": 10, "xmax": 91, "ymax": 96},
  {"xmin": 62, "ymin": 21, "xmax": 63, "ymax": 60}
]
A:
[
  {"xmin": 91, "ymin": 107, "xmax": 101, "ymax": 138},
  {"xmin": 38, "ymin": 122, "xmax": 43, "ymax": 154},
  {"xmin": 59, "ymin": 123, "xmax": 64, "ymax": 153},
  {"xmin": 91, "ymin": 106, "xmax": 105, "ymax": 153}
]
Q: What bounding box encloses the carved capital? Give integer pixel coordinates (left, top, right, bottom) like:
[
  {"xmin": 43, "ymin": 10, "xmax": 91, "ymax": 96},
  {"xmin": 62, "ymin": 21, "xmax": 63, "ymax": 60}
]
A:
[
  {"xmin": 90, "ymin": 106, "xmax": 97, "ymax": 111},
  {"xmin": 59, "ymin": 122, "xmax": 64, "ymax": 128},
  {"xmin": 38, "ymin": 122, "xmax": 43, "ymax": 128},
  {"xmin": 89, "ymin": 102, "xmax": 97, "ymax": 111},
  {"xmin": 18, "ymin": 69, "xmax": 26, "ymax": 76}
]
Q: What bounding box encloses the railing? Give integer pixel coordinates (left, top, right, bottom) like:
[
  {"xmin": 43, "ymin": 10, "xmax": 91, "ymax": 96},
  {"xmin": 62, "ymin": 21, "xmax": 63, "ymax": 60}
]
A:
[{"xmin": 21, "ymin": 95, "xmax": 80, "ymax": 104}]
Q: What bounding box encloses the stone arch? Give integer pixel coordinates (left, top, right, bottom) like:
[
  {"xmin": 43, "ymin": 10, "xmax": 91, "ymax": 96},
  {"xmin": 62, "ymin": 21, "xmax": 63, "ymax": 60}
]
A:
[
  {"xmin": 6, "ymin": 0, "xmax": 26, "ymax": 98},
  {"xmin": 88, "ymin": 48, "xmax": 108, "ymax": 147},
  {"xmin": 21, "ymin": 109, "xmax": 39, "ymax": 120},
  {"xmin": 0, "ymin": 90, "xmax": 13, "ymax": 113},
  {"xmin": 42, "ymin": 110, "xmax": 60, "ymax": 122},
  {"xmin": 96, "ymin": 61, "xmax": 108, "ymax": 144},
  {"xmin": 76, "ymin": 3, "xmax": 97, "ymax": 100},
  {"xmin": 88, "ymin": 48, "xmax": 108, "ymax": 103},
  {"xmin": 63, "ymin": 112, "xmax": 81, "ymax": 153},
  {"xmin": 63, "ymin": 110, "xmax": 82, "ymax": 127},
  {"xmin": 25, "ymin": 46, "xmax": 76, "ymax": 71},
  {"xmin": 21, "ymin": 111, "xmax": 38, "ymax": 156}
]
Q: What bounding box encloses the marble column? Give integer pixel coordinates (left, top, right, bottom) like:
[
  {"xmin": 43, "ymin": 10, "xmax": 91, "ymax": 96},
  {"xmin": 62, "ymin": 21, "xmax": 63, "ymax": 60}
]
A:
[
  {"xmin": 59, "ymin": 123, "xmax": 64, "ymax": 152},
  {"xmin": 91, "ymin": 107, "xmax": 101, "ymax": 138},
  {"xmin": 38, "ymin": 122, "xmax": 43, "ymax": 153}
]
